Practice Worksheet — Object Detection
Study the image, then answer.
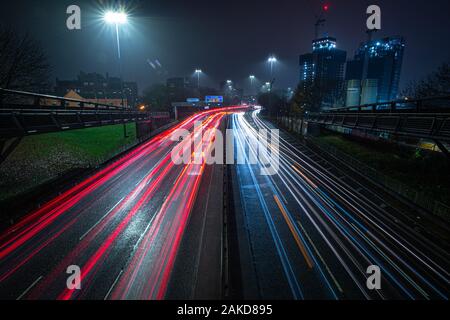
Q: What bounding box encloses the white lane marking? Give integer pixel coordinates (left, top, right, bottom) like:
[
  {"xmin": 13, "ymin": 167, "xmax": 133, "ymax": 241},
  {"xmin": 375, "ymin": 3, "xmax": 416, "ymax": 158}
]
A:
[
  {"xmin": 104, "ymin": 270, "xmax": 123, "ymax": 300},
  {"xmin": 79, "ymin": 196, "xmax": 125, "ymax": 241},
  {"xmin": 16, "ymin": 276, "xmax": 43, "ymax": 300},
  {"xmin": 135, "ymin": 176, "xmax": 147, "ymax": 187},
  {"xmin": 272, "ymin": 179, "xmax": 289, "ymax": 204},
  {"xmin": 133, "ymin": 213, "xmax": 156, "ymax": 252}
]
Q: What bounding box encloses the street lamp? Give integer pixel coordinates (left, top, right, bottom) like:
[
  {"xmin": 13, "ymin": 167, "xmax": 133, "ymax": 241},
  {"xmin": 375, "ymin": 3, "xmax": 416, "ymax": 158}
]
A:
[
  {"xmin": 267, "ymin": 55, "xmax": 277, "ymax": 78},
  {"xmin": 104, "ymin": 10, "xmax": 129, "ymax": 137},
  {"xmin": 266, "ymin": 55, "xmax": 277, "ymax": 110},
  {"xmin": 104, "ymin": 11, "xmax": 128, "ymax": 24},
  {"xmin": 249, "ymin": 75, "xmax": 255, "ymax": 95},
  {"xmin": 195, "ymin": 69, "xmax": 202, "ymax": 88}
]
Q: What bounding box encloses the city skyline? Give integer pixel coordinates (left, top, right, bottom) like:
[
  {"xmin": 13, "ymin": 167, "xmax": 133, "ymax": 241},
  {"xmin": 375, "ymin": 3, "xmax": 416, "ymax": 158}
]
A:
[
  {"xmin": 0, "ymin": 0, "xmax": 449, "ymax": 94},
  {"xmin": 0, "ymin": 0, "xmax": 449, "ymax": 307}
]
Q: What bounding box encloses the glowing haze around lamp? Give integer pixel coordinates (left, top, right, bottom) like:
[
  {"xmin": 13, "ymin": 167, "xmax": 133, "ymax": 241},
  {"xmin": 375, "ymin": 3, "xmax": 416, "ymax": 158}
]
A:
[{"xmin": 104, "ymin": 11, "xmax": 128, "ymax": 24}]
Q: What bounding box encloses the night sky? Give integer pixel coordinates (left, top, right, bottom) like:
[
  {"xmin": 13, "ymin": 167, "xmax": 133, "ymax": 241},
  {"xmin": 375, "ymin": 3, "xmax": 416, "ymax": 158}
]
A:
[{"xmin": 1, "ymin": 0, "xmax": 450, "ymax": 94}]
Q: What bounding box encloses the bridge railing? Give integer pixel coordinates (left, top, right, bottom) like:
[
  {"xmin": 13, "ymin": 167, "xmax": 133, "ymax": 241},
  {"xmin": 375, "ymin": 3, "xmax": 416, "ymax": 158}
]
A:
[
  {"xmin": 0, "ymin": 87, "xmax": 131, "ymax": 111},
  {"xmin": 0, "ymin": 88, "xmax": 171, "ymax": 137},
  {"xmin": 308, "ymin": 137, "xmax": 450, "ymax": 222},
  {"xmin": 305, "ymin": 111, "xmax": 450, "ymax": 141},
  {"xmin": 325, "ymin": 95, "xmax": 450, "ymax": 114}
]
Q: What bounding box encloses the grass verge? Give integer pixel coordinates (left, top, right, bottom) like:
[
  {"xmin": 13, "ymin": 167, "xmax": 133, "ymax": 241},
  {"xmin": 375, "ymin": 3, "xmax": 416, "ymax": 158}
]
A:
[
  {"xmin": 0, "ymin": 123, "xmax": 136, "ymax": 202},
  {"xmin": 315, "ymin": 132, "xmax": 450, "ymax": 206}
]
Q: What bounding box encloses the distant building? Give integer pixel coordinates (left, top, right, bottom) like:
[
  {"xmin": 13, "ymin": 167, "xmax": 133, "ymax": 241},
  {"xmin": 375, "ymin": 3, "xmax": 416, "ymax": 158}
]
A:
[
  {"xmin": 299, "ymin": 36, "xmax": 347, "ymax": 110},
  {"xmin": 346, "ymin": 79, "xmax": 361, "ymax": 107},
  {"xmin": 123, "ymin": 82, "xmax": 138, "ymax": 107},
  {"xmin": 219, "ymin": 80, "xmax": 232, "ymax": 93},
  {"xmin": 345, "ymin": 36, "xmax": 405, "ymax": 105},
  {"xmin": 55, "ymin": 72, "xmax": 138, "ymax": 108},
  {"xmin": 166, "ymin": 77, "xmax": 192, "ymax": 90},
  {"xmin": 360, "ymin": 79, "xmax": 379, "ymax": 105},
  {"xmin": 219, "ymin": 80, "xmax": 243, "ymax": 105}
]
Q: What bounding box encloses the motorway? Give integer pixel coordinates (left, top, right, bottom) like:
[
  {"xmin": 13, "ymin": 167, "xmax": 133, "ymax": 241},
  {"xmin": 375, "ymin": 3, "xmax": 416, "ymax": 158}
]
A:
[
  {"xmin": 230, "ymin": 110, "xmax": 449, "ymax": 300},
  {"xmin": 0, "ymin": 107, "xmax": 448, "ymax": 300},
  {"xmin": 0, "ymin": 108, "xmax": 231, "ymax": 300}
]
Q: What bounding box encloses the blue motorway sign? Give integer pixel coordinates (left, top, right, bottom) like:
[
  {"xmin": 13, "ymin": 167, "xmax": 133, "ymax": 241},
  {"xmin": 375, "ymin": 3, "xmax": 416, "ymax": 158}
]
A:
[{"xmin": 205, "ymin": 96, "xmax": 224, "ymax": 103}]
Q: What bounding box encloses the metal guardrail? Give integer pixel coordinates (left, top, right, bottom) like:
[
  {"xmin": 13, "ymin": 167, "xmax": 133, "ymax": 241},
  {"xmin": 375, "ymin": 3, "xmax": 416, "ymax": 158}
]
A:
[
  {"xmin": 305, "ymin": 112, "xmax": 450, "ymax": 142},
  {"xmin": 275, "ymin": 114, "xmax": 450, "ymax": 221},
  {"xmin": 0, "ymin": 109, "xmax": 149, "ymax": 137},
  {"xmin": 309, "ymin": 137, "xmax": 450, "ymax": 222},
  {"xmin": 0, "ymin": 87, "xmax": 129, "ymax": 110},
  {"xmin": 326, "ymin": 96, "xmax": 450, "ymax": 113},
  {"xmin": 0, "ymin": 88, "xmax": 170, "ymax": 137}
]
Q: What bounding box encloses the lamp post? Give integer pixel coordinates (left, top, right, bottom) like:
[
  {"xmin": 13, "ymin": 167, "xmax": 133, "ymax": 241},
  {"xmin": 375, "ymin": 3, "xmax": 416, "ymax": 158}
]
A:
[
  {"xmin": 104, "ymin": 10, "xmax": 129, "ymax": 137},
  {"xmin": 195, "ymin": 69, "xmax": 202, "ymax": 88},
  {"xmin": 267, "ymin": 55, "xmax": 277, "ymax": 81},
  {"xmin": 267, "ymin": 55, "xmax": 277, "ymax": 113},
  {"xmin": 249, "ymin": 75, "xmax": 255, "ymax": 95}
]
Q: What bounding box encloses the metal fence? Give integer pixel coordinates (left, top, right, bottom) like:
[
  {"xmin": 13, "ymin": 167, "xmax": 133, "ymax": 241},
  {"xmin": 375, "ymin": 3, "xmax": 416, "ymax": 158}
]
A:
[
  {"xmin": 273, "ymin": 115, "xmax": 450, "ymax": 221},
  {"xmin": 277, "ymin": 115, "xmax": 304, "ymax": 134},
  {"xmin": 309, "ymin": 136, "xmax": 450, "ymax": 222},
  {"xmin": 0, "ymin": 88, "xmax": 171, "ymax": 138},
  {"xmin": 305, "ymin": 112, "xmax": 450, "ymax": 142},
  {"xmin": 326, "ymin": 95, "xmax": 450, "ymax": 113}
]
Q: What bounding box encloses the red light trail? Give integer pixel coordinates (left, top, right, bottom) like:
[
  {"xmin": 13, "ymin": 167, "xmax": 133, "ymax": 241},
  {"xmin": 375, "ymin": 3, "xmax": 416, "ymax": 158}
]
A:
[{"xmin": 0, "ymin": 107, "xmax": 242, "ymax": 300}]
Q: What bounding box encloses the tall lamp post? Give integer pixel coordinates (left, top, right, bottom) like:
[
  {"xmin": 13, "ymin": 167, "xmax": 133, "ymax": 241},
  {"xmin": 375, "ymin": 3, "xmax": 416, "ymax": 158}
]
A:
[
  {"xmin": 249, "ymin": 75, "xmax": 255, "ymax": 95},
  {"xmin": 267, "ymin": 55, "xmax": 277, "ymax": 114},
  {"xmin": 267, "ymin": 55, "xmax": 277, "ymax": 82},
  {"xmin": 104, "ymin": 10, "xmax": 128, "ymax": 137},
  {"xmin": 195, "ymin": 69, "xmax": 203, "ymax": 88}
]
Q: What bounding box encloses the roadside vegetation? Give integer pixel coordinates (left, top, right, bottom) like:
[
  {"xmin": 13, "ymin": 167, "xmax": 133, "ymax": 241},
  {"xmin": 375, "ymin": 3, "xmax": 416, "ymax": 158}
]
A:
[
  {"xmin": 316, "ymin": 132, "xmax": 450, "ymax": 206},
  {"xmin": 0, "ymin": 123, "xmax": 136, "ymax": 201}
]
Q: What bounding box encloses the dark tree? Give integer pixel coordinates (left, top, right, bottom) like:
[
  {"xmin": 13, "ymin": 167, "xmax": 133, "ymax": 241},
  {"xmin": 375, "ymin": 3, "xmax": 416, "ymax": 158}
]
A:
[
  {"xmin": 257, "ymin": 92, "xmax": 284, "ymax": 117},
  {"xmin": 289, "ymin": 82, "xmax": 324, "ymax": 114},
  {"xmin": 143, "ymin": 84, "xmax": 171, "ymax": 112},
  {"xmin": 143, "ymin": 83, "xmax": 221, "ymax": 112},
  {"xmin": 0, "ymin": 25, "xmax": 51, "ymax": 92},
  {"xmin": 289, "ymin": 86, "xmax": 306, "ymax": 117},
  {"xmin": 403, "ymin": 62, "xmax": 450, "ymax": 99}
]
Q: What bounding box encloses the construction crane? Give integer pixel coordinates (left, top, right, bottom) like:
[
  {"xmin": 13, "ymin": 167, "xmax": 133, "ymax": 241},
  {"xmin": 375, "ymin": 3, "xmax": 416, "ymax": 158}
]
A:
[{"xmin": 314, "ymin": 2, "xmax": 329, "ymax": 39}]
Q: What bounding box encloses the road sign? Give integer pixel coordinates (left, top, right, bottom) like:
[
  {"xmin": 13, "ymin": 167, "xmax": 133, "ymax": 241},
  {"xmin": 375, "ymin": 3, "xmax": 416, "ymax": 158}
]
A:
[
  {"xmin": 187, "ymin": 98, "xmax": 200, "ymax": 103},
  {"xmin": 205, "ymin": 96, "xmax": 223, "ymax": 103}
]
